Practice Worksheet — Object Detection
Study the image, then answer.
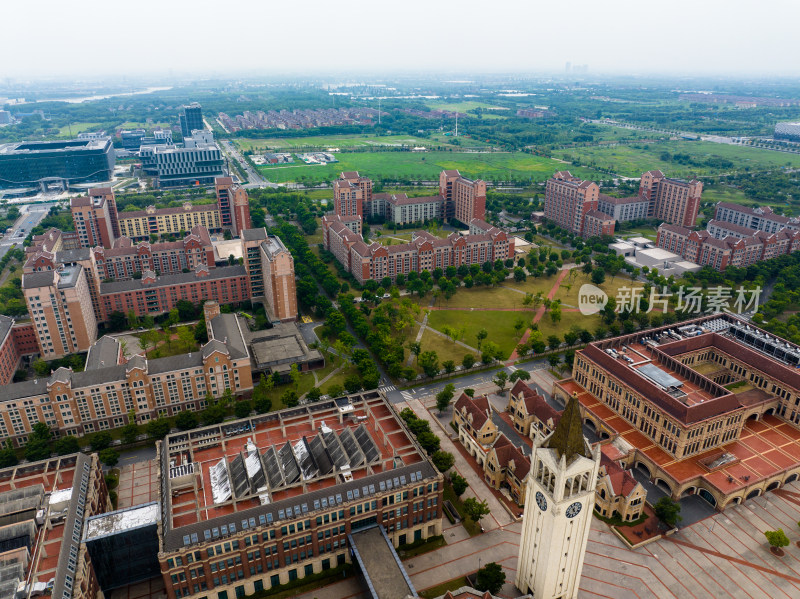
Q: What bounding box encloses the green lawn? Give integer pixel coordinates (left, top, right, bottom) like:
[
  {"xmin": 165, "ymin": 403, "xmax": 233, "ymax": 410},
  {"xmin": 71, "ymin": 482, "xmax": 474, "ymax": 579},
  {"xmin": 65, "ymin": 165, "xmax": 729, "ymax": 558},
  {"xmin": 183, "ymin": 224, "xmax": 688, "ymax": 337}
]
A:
[
  {"xmin": 434, "ymin": 285, "xmax": 538, "ymax": 311},
  {"xmin": 427, "ymin": 310, "xmax": 526, "ymax": 359},
  {"xmin": 417, "ymin": 328, "xmax": 479, "ymax": 371},
  {"xmin": 57, "ymin": 122, "xmax": 103, "ymax": 137},
  {"xmin": 701, "ymin": 185, "xmax": 761, "ymax": 206},
  {"xmin": 425, "ymin": 100, "xmax": 503, "ymax": 112},
  {"xmin": 256, "ymin": 151, "xmax": 603, "ymax": 185},
  {"xmin": 234, "ymin": 134, "xmax": 455, "ymax": 152},
  {"xmin": 618, "ymin": 226, "xmax": 658, "ymax": 241},
  {"xmin": 418, "ymin": 576, "xmax": 470, "ymax": 599},
  {"xmin": 565, "ymin": 140, "xmax": 800, "ymax": 178}
]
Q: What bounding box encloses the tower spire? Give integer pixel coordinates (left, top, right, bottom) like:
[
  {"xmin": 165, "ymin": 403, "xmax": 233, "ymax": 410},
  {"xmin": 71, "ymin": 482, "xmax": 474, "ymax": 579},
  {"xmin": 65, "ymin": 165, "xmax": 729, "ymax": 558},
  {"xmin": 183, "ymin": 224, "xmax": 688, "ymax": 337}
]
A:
[{"xmin": 545, "ymin": 393, "xmax": 588, "ymax": 464}]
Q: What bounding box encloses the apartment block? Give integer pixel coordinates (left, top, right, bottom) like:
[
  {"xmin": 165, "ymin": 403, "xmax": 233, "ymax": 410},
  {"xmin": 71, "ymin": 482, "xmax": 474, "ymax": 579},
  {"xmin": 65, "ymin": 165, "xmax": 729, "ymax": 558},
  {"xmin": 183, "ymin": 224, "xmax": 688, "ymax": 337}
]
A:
[
  {"xmin": 656, "ymin": 222, "xmax": 800, "ymax": 271},
  {"xmin": 92, "ymin": 227, "xmax": 215, "ymax": 280},
  {"xmin": 0, "ymin": 315, "xmax": 28, "ymax": 385},
  {"xmin": 216, "ymin": 176, "xmax": 252, "ymax": 234},
  {"xmin": 22, "ymin": 265, "xmax": 99, "ymax": 359},
  {"xmin": 714, "ymin": 202, "xmax": 799, "ymax": 234},
  {"xmin": 597, "ymin": 193, "xmax": 650, "ymax": 222},
  {"xmin": 322, "ymin": 215, "xmax": 512, "ymax": 284},
  {"xmin": 543, "ymin": 171, "xmax": 604, "ymax": 237},
  {"xmin": 374, "ymin": 193, "xmax": 444, "ymax": 225},
  {"xmin": 333, "ymin": 171, "xmax": 372, "ymax": 219},
  {"xmin": 0, "ymin": 311, "xmax": 252, "ymax": 445},
  {"xmin": 439, "ymin": 169, "xmax": 486, "ymax": 225},
  {"xmin": 118, "ymin": 203, "xmax": 222, "ymax": 240},
  {"xmin": 640, "ymin": 169, "xmax": 702, "ymax": 227},
  {"xmin": 70, "ymin": 193, "xmax": 118, "ymax": 248},
  {"xmin": 100, "ymin": 265, "xmax": 249, "ymax": 320},
  {"xmin": 259, "ymin": 235, "xmax": 297, "ymax": 322}
]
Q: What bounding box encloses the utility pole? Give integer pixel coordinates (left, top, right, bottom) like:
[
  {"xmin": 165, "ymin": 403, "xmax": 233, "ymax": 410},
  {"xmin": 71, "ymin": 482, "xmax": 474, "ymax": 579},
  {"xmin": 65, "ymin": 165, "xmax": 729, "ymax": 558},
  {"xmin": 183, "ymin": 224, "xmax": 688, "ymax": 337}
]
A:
[{"xmin": 455, "ymin": 112, "xmax": 458, "ymax": 137}]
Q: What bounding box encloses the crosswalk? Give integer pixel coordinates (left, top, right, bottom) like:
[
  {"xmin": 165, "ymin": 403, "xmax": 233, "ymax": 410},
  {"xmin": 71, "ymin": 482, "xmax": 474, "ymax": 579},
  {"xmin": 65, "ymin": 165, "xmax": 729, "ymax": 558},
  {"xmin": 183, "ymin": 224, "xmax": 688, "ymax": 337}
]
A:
[
  {"xmin": 400, "ymin": 391, "xmax": 413, "ymax": 401},
  {"xmin": 507, "ymin": 364, "xmax": 518, "ymax": 372},
  {"xmin": 379, "ymin": 385, "xmax": 397, "ymax": 393}
]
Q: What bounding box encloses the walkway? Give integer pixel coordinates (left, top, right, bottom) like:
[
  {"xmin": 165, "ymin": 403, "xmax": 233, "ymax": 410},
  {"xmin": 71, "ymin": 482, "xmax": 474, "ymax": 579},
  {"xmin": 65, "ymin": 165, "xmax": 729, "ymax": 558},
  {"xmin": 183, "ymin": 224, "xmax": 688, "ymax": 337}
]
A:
[{"xmin": 406, "ymin": 296, "xmax": 436, "ymax": 367}]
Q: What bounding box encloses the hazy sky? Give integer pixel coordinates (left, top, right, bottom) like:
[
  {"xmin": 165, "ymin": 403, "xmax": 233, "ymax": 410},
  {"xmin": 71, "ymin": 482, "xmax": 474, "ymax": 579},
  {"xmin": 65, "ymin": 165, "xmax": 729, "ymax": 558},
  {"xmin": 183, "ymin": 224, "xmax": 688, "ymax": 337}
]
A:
[{"xmin": 3, "ymin": 0, "xmax": 799, "ymax": 79}]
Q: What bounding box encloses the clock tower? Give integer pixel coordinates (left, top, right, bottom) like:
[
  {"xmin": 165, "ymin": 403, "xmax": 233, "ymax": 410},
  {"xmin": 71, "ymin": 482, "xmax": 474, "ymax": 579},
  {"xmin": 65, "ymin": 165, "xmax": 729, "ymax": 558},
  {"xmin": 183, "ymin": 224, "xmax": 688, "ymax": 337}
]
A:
[{"xmin": 515, "ymin": 393, "xmax": 600, "ymax": 599}]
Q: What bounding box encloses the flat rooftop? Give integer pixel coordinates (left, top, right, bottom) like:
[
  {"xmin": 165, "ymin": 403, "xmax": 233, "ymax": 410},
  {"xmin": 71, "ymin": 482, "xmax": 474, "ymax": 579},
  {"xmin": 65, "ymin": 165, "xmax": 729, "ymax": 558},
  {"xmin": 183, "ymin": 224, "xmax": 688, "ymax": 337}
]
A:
[
  {"xmin": 349, "ymin": 526, "xmax": 416, "ymax": 599},
  {"xmin": 637, "ymin": 247, "xmax": 680, "ymax": 261},
  {"xmin": 0, "ymin": 138, "xmax": 111, "ymax": 154},
  {"xmin": 162, "ymin": 392, "xmax": 428, "ymax": 535},
  {"xmin": 84, "ymin": 503, "xmax": 159, "ymax": 541}
]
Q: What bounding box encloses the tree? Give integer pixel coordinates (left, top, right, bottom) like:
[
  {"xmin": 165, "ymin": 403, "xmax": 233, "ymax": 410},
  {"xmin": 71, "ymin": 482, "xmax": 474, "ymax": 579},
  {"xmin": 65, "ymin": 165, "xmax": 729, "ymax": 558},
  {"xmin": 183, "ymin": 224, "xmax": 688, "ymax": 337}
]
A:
[
  {"xmin": 442, "ymin": 360, "xmax": 456, "ymax": 374},
  {"xmin": 462, "ymin": 354, "xmax": 476, "ymax": 369},
  {"xmin": 25, "ymin": 423, "xmax": 52, "ymax": 461},
  {"xmin": 509, "ymin": 369, "xmax": 530, "ymax": 382},
  {"xmin": 417, "ymin": 431, "xmax": 441, "ymax": 454},
  {"xmin": 325, "ymin": 309, "xmax": 347, "ymax": 337},
  {"xmin": 147, "ymin": 418, "xmax": 171, "ymax": 439},
  {"xmin": 765, "ymin": 529, "xmax": 790, "ymax": 550},
  {"xmin": 418, "ymin": 351, "xmax": 440, "ymax": 378},
  {"xmin": 234, "ymin": 401, "xmax": 252, "ymax": 419},
  {"xmin": 462, "ymin": 497, "xmax": 490, "ymax": 523},
  {"xmin": 90, "ymin": 431, "xmax": 112, "ymax": 452},
  {"xmin": 0, "ymin": 440, "xmax": 18, "ymax": 468},
  {"xmin": 475, "ymin": 562, "xmax": 506, "ymax": 595},
  {"xmin": 476, "ymin": 328, "xmax": 488, "ymax": 350},
  {"xmin": 221, "ymin": 387, "xmax": 234, "ymax": 407},
  {"xmin": 482, "ymin": 341, "xmax": 501, "ymax": 365},
  {"xmin": 407, "ymin": 341, "xmax": 422, "ymax": 364},
  {"xmin": 451, "ymin": 472, "xmax": 469, "ymax": 497},
  {"xmin": 120, "ymin": 422, "xmax": 139, "ymax": 445},
  {"xmin": 98, "ymin": 448, "xmax": 120, "ymax": 467},
  {"xmin": 464, "ymin": 388, "xmax": 475, "ymax": 397},
  {"xmin": 281, "ymin": 390, "xmax": 299, "ymax": 408},
  {"xmin": 548, "ymin": 353, "xmax": 561, "ymax": 368},
  {"xmin": 435, "ymin": 383, "xmax": 455, "ymax": 414},
  {"xmin": 289, "ymin": 363, "xmax": 301, "ymax": 390},
  {"xmin": 202, "ymin": 402, "xmax": 226, "ymax": 425},
  {"xmin": 327, "ymin": 383, "xmax": 344, "ymax": 398},
  {"xmin": 306, "ymin": 387, "xmax": 322, "ymax": 402},
  {"xmin": 547, "ymin": 334, "xmax": 562, "ymax": 350},
  {"xmin": 33, "ymin": 358, "xmax": 49, "ymax": 377},
  {"xmin": 54, "ymin": 435, "xmax": 80, "ymax": 455},
  {"xmin": 175, "ymin": 411, "xmax": 198, "ymax": 431},
  {"xmin": 493, "ymin": 371, "xmax": 508, "ymax": 392},
  {"xmin": 653, "ymin": 496, "xmax": 682, "ymax": 529},
  {"xmin": 591, "ymin": 269, "xmax": 606, "ymax": 285},
  {"xmin": 344, "ymin": 375, "xmax": 362, "ymax": 394},
  {"xmin": 254, "ymin": 396, "xmax": 272, "ymax": 414},
  {"xmin": 431, "ymin": 450, "xmax": 455, "ymax": 472}
]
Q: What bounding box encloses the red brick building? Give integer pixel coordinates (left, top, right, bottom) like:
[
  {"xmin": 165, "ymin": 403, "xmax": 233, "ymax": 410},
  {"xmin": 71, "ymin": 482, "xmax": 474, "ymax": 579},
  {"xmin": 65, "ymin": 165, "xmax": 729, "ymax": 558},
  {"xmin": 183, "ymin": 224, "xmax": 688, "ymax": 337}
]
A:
[
  {"xmin": 322, "ymin": 215, "xmax": 513, "ymax": 284},
  {"xmin": 543, "ymin": 171, "xmax": 606, "ymax": 237},
  {"xmin": 640, "ymin": 170, "xmax": 703, "ymax": 228},
  {"xmin": 656, "ymin": 222, "xmax": 800, "ymax": 271},
  {"xmin": 99, "ymin": 264, "xmax": 250, "ymax": 319},
  {"xmin": 333, "ymin": 171, "xmax": 372, "ymax": 219}
]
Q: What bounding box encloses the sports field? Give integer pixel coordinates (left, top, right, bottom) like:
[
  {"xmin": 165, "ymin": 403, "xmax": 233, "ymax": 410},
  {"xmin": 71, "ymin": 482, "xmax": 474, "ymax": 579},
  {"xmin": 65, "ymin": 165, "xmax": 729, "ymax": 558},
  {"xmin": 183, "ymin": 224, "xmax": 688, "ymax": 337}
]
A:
[
  {"xmin": 256, "ymin": 151, "xmax": 602, "ymax": 184},
  {"xmin": 565, "ymin": 140, "xmax": 800, "ymax": 178}
]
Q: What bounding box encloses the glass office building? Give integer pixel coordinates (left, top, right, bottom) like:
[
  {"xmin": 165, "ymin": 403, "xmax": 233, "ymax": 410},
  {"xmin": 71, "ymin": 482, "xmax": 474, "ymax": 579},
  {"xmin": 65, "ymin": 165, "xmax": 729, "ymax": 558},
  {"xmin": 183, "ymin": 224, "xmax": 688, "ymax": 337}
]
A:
[{"xmin": 0, "ymin": 138, "xmax": 115, "ymax": 190}]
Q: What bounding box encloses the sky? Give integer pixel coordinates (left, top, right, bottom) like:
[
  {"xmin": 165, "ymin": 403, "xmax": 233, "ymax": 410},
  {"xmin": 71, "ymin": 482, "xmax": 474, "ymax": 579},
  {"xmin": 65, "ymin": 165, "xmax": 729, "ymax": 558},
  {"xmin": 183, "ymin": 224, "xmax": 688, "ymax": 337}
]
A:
[{"xmin": 3, "ymin": 0, "xmax": 799, "ymax": 79}]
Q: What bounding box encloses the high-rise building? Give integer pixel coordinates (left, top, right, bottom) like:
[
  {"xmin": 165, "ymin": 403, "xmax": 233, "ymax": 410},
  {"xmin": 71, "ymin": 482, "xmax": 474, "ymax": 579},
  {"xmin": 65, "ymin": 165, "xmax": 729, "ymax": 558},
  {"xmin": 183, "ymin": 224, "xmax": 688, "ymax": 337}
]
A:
[
  {"xmin": 640, "ymin": 169, "xmax": 702, "ymax": 227},
  {"xmin": 260, "ymin": 235, "xmax": 297, "ymax": 322},
  {"xmin": 516, "ymin": 394, "xmax": 600, "ymax": 599},
  {"xmin": 215, "ymin": 176, "xmax": 252, "ymax": 234},
  {"xmin": 439, "ymin": 169, "xmax": 486, "ymax": 225},
  {"xmin": 333, "ymin": 171, "xmax": 371, "ymax": 219},
  {"xmin": 543, "ymin": 171, "xmax": 602, "ymax": 237},
  {"xmin": 22, "ymin": 265, "xmax": 99, "ymax": 359},
  {"xmin": 179, "ymin": 102, "xmax": 204, "ymax": 137},
  {"xmin": 0, "ymin": 138, "xmax": 115, "ymax": 191},
  {"xmin": 70, "ymin": 191, "xmax": 118, "ymax": 248}
]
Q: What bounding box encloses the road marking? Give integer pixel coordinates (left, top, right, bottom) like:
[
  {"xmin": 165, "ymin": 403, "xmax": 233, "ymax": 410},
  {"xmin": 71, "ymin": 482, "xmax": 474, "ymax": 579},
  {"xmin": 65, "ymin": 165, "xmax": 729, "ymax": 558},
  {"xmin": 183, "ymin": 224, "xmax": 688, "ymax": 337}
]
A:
[
  {"xmin": 507, "ymin": 365, "xmax": 517, "ymax": 372},
  {"xmin": 401, "ymin": 391, "xmax": 413, "ymax": 401},
  {"xmin": 379, "ymin": 385, "xmax": 396, "ymax": 393}
]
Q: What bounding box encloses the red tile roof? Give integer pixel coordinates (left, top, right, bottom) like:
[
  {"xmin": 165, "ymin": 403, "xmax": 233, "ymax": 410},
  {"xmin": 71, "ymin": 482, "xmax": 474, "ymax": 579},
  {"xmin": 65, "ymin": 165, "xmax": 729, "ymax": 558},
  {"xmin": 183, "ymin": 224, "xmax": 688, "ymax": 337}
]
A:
[{"xmin": 454, "ymin": 392, "xmax": 491, "ymax": 430}]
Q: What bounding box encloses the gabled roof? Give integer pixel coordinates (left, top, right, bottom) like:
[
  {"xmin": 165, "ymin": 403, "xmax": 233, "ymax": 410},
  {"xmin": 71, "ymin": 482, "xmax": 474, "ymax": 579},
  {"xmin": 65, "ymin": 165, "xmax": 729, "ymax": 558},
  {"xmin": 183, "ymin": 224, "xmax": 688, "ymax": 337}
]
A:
[
  {"xmin": 454, "ymin": 392, "xmax": 492, "ymax": 431},
  {"xmin": 85, "ymin": 336, "xmax": 122, "ymax": 370},
  {"xmin": 510, "ymin": 380, "xmax": 561, "ymax": 425},
  {"xmin": 490, "ymin": 434, "xmax": 530, "ymax": 479}
]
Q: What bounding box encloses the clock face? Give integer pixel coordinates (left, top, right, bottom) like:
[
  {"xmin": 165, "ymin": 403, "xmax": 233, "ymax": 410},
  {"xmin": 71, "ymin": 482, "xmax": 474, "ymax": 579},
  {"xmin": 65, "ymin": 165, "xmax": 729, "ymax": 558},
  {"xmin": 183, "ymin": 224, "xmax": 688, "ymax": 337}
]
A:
[
  {"xmin": 535, "ymin": 491, "xmax": 547, "ymax": 512},
  {"xmin": 566, "ymin": 502, "xmax": 582, "ymax": 518}
]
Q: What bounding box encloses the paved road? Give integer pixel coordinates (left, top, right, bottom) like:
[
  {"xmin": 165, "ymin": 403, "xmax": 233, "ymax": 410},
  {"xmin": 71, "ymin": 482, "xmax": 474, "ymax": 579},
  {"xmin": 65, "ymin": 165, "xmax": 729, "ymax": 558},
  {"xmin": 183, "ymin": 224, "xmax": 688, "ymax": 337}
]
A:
[
  {"xmin": 0, "ymin": 203, "xmax": 51, "ymax": 261},
  {"xmin": 220, "ymin": 140, "xmax": 280, "ymax": 189}
]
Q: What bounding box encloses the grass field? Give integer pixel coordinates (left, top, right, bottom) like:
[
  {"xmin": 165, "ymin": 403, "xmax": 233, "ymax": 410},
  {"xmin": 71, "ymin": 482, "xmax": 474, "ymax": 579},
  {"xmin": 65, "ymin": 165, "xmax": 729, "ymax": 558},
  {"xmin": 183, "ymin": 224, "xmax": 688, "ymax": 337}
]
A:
[
  {"xmin": 257, "ymin": 151, "xmax": 602, "ymax": 185},
  {"xmin": 57, "ymin": 122, "xmax": 103, "ymax": 137},
  {"xmin": 427, "ymin": 310, "xmax": 527, "ymax": 359},
  {"xmin": 565, "ymin": 140, "xmax": 800, "ymax": 178},
  {"xmin": 701, "ymin": 185, "xmax": 761, "ymax": 206},
  {"xmin": 417, "ymin": 328, "xmax": 479, "ymax": 371},
  {"xmin": 234, "ymin": 134, "xmax": 455, "ymax": 152},
  {"xmin": 425, "ymin": 100, "xmax": 503, "ymax": 112}
]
